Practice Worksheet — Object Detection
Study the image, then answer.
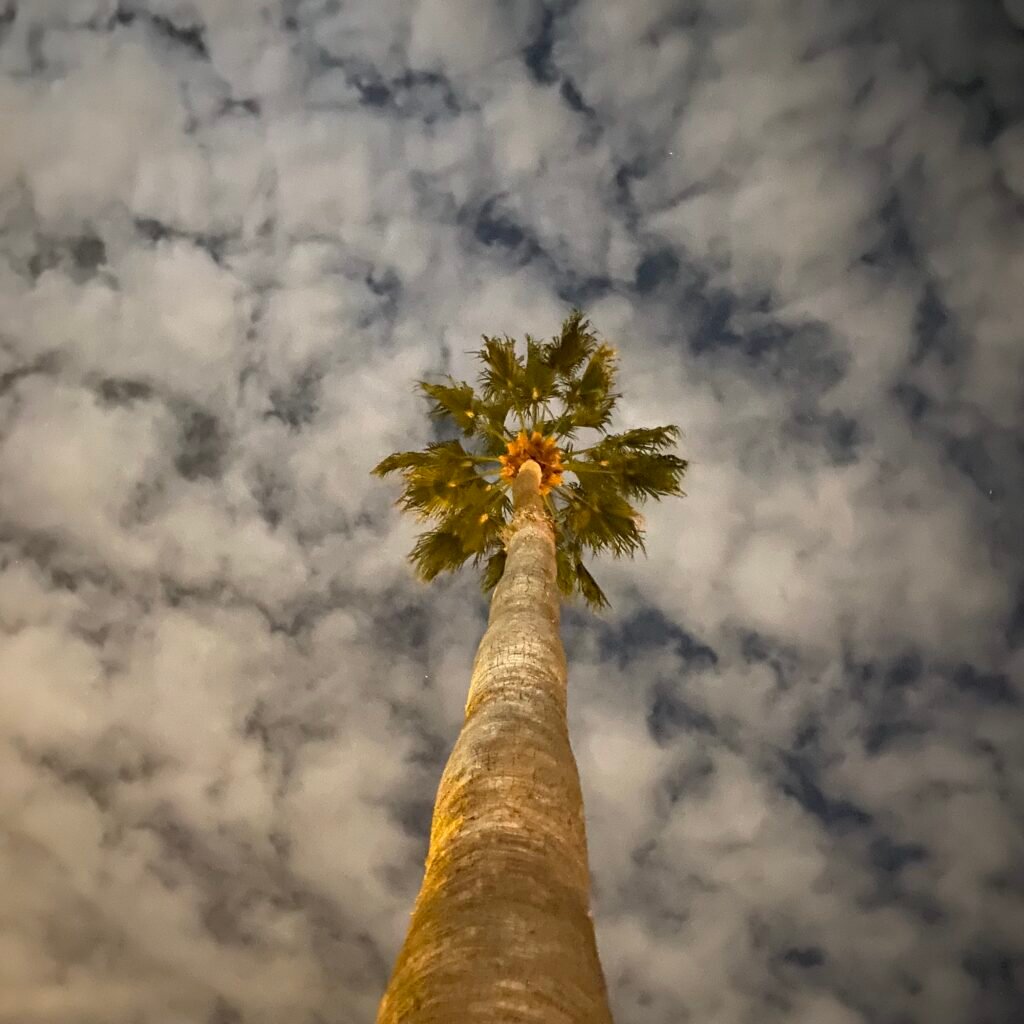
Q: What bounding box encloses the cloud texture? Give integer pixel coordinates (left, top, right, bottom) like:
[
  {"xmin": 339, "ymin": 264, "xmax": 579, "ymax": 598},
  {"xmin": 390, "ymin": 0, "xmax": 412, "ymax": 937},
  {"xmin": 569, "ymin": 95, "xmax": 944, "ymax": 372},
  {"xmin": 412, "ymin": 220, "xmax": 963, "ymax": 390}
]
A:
[{"xmin": 1, "ymin": 1, "xmax": 1022, "ymax": 1021}]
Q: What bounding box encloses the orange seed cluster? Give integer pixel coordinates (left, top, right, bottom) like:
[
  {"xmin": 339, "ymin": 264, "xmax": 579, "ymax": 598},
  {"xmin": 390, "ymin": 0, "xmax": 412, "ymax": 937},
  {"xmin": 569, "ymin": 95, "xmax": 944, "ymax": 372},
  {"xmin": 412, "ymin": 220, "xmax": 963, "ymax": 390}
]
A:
[{"xmin": 499, "ymin": 431, "xmax": 565, "ymax": 495}]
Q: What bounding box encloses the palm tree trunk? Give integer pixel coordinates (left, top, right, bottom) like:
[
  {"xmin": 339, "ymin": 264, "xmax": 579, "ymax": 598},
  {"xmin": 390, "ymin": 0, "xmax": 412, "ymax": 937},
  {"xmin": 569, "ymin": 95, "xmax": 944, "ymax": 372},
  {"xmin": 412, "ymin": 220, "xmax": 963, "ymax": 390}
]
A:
[{"xmin": 377, "ymin": 460, "xmax": 613, "ymax": 1023}]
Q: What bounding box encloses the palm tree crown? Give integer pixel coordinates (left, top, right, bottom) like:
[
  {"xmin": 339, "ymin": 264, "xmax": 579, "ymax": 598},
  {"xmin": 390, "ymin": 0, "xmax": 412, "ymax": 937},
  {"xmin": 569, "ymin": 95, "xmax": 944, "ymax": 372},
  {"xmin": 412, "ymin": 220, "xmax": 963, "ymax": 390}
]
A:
[{"xmin": 373, "ymin": 310, "xmax": 687, "ymax": 609}]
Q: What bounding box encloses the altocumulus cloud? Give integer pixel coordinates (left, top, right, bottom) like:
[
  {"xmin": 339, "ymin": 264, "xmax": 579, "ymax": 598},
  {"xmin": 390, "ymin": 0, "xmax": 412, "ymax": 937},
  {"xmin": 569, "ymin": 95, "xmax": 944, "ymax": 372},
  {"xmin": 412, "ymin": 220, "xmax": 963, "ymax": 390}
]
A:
[{"xmin": 1, "ymin": 1, "xmax": 1022, "ymax": 1022}]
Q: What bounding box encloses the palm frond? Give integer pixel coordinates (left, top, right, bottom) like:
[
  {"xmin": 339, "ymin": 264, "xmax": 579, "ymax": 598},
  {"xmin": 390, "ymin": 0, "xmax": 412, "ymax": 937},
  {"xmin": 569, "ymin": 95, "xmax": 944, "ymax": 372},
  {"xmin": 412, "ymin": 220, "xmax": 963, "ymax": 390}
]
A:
[
  {"xmin": 553, "ymin": 534, "xmax": 609, "ymax": 610},
  {"xmin": 560, "ymin": 343, "xmax": 620, "ymax": 431},
  {"xmin": 568, "ymin": 447, "xmax": 688, "ymax": 502},
  {"xmin": 432, "ymin": 479, "xmax": 508, "ymax": 551},
  {"xmin": 554, "ymin": 536, "xmax": 580, "ymax": 598},
  {"xmin": 535, "ymin": 410, "xmax": 580, "ymax": 442},
  {"xmin": 559, "ymin": 481, "xmax": 644, "ymax": 558},
  {"xmin": 372, "ymin": 449, "xmax": 433, "ymax": 477},
  {"xmin": 542, "ymin": 309, "xmax": 596, "ymax": 379},
  {"xmin": 417, "ymin": 378, "xmax": 480, "ymax": 436},
  {"xmin": 385, "ymin": 439, "xmax": 483, "ymax": 520},
  {"xmin": 478, "ymin": 335, "xmax": 524, "ymax": 403},
  {"xmin": 592, "ymin": 425, "xmax": 681, "ymax": 454},
  {"xmin": 410, "ymin": 529, "xmax": 475, "ymax": 581},
  {"xmin": 479, "ymin": 395, "xmax": 514, "ymax": 452},
  {"xmin": 524, "ymin": 335, "xmax": 558, "ymax": 407},
  {"xmin": 373, "ymin": 310, "xmax": 687, "ymax": 612},
  {"xmin": 479, "ymin": 549, "xmax": 507, "ymax": 593},
  {"xmin": 574, "ymin": 560, "xmax": 609, "ymax": 610}
]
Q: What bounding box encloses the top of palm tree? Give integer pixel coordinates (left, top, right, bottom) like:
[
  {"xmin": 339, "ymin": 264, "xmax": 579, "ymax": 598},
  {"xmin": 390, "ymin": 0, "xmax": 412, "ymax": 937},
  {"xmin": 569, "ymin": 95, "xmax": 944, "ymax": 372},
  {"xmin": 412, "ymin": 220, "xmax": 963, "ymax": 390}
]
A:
[{"xmin": 372, "ymin": 310, "xmax": 687, "ymax": 610}]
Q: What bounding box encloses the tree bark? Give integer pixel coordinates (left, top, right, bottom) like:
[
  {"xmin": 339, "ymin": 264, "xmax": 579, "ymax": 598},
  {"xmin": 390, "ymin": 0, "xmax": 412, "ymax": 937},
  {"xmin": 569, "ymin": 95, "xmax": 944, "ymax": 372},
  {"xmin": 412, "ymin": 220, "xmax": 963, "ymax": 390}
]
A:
[{"xmin": 377, "ymin": 460, "xmax": 613, "ymax": 1023}]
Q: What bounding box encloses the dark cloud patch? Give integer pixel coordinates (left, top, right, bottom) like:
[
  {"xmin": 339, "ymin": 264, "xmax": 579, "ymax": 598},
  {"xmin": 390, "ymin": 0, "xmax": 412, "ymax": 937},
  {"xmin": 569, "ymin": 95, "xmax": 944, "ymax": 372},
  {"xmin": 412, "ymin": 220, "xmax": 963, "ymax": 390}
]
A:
[
  {"xmin": 952, "ymin": 663, "xmax": 1018, "ymax": 706},
  {"xmin": 26, "ymin": 243, "xmax": 60, "ymax": 280},
  {"xmin": 781, "ymin": 946, "xmax": 826, "ymax": 969},
  {"xmin": 108, "ymin": 7, "xmax": 208, "ymax": 59},
  {"xmin": 174, "ymin": 406, "xmax": 230, "ymax": 481},
  {"xmin": 862, "ymin": 717, "xmax": 928, "ymax": 757},
  {"xmin": 599, "ymin": 607, "xmax": 718, "ymax": 670},
  {"xmin": 298, "ymin": 892, "xmax": 393, "ymax": 992},
  {"xmin": 367, "ymin": 591, "xmax": 431, "ymax": 660},
  {"xmin": 647, "ymin": 683, "xmax": 716, "ymax": 745},
  {"xmin": 0, "ymin": 1, "xmax": 14, "ymax": 36},
  {"xmin": 560, "ymin": 76, "xmax": 595, "ymax": 117},
  {"xmin": 471, "ymin": 195, "xmax": 543, "ymax": 263},
  {"xmin": 741, "ymin": 320, "xmax": 847, "ymax": 393},
  {"xmin": 388, "ymin": 69, "xmax": 461, "ymax": 121},
  {"xmin": 740, "ymin": 631, "xmax": 801, "ymax": 689},
  {"xmin": 961, "ymin": 946, "xmax": 1024, "ymax": 1020},
  {"xmin": 107, "ymin": 7, "xmax": 209, "ymax": 59},
  {"xmin": 658, "ymin": 751, "xmax": 715, "ymax": 806},
  {"xmin": 97, "ymin": 377, "xmax": 153, "ymax": 407},
  {"xmin": 222, "ymin": 97, "xmax": 262, "ymax": 117},
  {"xmin": 35, "ymin": 750, "xmax": 114, "ymax": 812},
  {"xmin": 780, "ymin": 752, "xmax": 873, "ymax": 831},
  {"xmin": 554, "ymin": 270, "xmax": 611, "ymax": 308},
  {"xmin": 392, "ymin": 795, "xmax": 434, "ymax": 846},
  {"xmin": 242, "ymin": 699, "xmax": 333, "ymax": 778},
  {"xmin": 788, "ymin": 407, "xmax": 865, "ymax": 466},
  {"xmin": 267, "ymin": 368, "xmax": 321, "ymax": 430},
  {"xmin": 869, "ymin": 835, "xmax": 929, "ymax": 874},
  {"xmin": 945, "ymin": 75, "xmax": 1011, "ymax": 146},
  {"xmin": 366, "ymin": 265, "xmax": 402, "ymax": 314},
  {"xmin": 849, "ymin": 653, "xmax": 929, "ymax": 754},
  {"xmin": 912, "ymin": 283, "xmax": 964, "ymax": 367},
  {"xmin": 859, "ymin": 192, "xmax": 917, "ymax": 270},
  {"xmin": 1007, "ymin": 584, "xmax": 1024, "ymax": 649},
  {"xmin": 946, "ymin": 431, "xmax": 1007, "ymax": 503},
  {"xmin": 151, "ymin": 15, "xmax": 207, "ymax": 59},
  {"xmin": 892, "ymin": 380, "xmax": 931, "ymax": 421},
  {"xmin": 134, "ymin": 218, "xmax": 228, "ymax": 265},
  {"xmin": 0, "ymin": 352, "xmax": 59, "ymax": 398},
  {"xmin": 522, "ymin": 4, "xmax": 558, "ymax": 84},
  {"xmin": 25, "ymin": 233, "xmax": 107, "ymax": 282},
  {"xmin": 207, "ymin": 998, "xmax": 243, "ymax": 1024},
  {"xmin": 71, "ymin": 234, "xmax": 107, "ymax": 270},
  {"xmin": 686, "ymin": 290, "xmax": 740, "ymax": 351},
  {"xmin": 686, "ymin": 293, "xmax": 852, "ymax": 396},
  {"xmin": 635, "ymin": 248, "xmax": 679, "ymax": 295},
  {"xmin": 249, "ymin": 465, "xmax": 290, "ymax": 530},
  {"xmin": 314, "ymin": 55, "xmax": 461, "ymax": 121}
]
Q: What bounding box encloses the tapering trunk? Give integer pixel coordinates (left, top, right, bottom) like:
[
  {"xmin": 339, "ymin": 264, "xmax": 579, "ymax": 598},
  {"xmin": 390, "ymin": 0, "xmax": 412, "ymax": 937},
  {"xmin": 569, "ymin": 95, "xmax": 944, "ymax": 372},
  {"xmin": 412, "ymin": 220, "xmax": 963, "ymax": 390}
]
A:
[{"xmin": 377, "ymin": 460, "xmax": 613, "ymax": 1023}]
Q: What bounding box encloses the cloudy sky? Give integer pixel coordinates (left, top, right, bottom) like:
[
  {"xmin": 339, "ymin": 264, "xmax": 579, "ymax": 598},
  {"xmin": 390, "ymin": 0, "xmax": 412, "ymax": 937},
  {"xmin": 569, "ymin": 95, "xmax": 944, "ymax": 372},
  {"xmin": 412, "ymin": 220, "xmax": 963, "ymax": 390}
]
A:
[{"xmin": 2, "ymin": 0, "xmax": 1023, "ymax": 1021}]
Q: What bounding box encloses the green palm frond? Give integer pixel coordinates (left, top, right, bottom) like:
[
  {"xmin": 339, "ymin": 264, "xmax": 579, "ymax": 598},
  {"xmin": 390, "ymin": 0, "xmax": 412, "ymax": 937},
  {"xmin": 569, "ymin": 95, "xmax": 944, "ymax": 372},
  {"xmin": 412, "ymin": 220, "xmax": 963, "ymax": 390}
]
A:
[
  {"xmin": 567, "ymin": 429, "xmax": 688, "ymax": 502},
  {"xmin": 480, "ymin": 395, "xmax": 514, "ymax": 453},
  {"xmin": 373, "ymin": 309, "xmax": 686, "ymax": 611},
  {"xmin": 372, "ymin": 449, "xmax": 435, "ymax": 477},
  {"xmin": 374, "ymin": 439, "xmax": 491, "ymax": 521},
  {"xmin": 542, "ymin": 309, "xmax": 597, "ymax": 379},
  {"xmin": 479, "ymin": 549, "xmax": 508, "ymax": 593},
  {"xmin": 560, "ymin": 344, "xmax": 620, "ymax": 432},
  {"xmin": 478, "ymin": 335, "xmax": 524, "ymax": 403},
  {"xmin": 594, "ymin": 425, "xmax": 681, "ymax": 454},
  {"xmin": 410, "ymin": 529, "xmax": 475, "ymax": 581},
  {"xmin": 574, "ymin": 560, "xmax": 609, "ymax": 611},
  {"xmin": 559, "ymin": 481, "xmax": 644, "ymax": 558},
  {"xmin": 417, "ymin": 378, "xmax": 480, "ymax": 436},
  {"xmin": 554, "ymin": 541, "xmax": 578, "ymax": 599},
  {"xmin": 524, "ymin": 335, "xmax": 558, "ymax": 408}
]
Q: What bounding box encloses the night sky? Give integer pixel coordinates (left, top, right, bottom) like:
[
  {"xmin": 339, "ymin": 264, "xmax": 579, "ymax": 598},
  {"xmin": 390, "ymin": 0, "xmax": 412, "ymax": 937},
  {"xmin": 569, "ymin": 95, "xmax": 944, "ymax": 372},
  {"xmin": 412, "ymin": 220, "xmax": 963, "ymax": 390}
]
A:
[{"xmin": 1, "ymin": 1, "xmax": 1022, "ymax": 1022}]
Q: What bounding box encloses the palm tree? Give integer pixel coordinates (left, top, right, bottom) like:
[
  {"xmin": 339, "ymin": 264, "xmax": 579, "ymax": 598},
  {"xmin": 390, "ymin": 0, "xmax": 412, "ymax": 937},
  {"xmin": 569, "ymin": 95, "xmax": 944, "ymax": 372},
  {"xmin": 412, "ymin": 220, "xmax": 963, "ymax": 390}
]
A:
[{"xmin": 372, "ymin": 311, "xmax": 687, "ymax": 1023}]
